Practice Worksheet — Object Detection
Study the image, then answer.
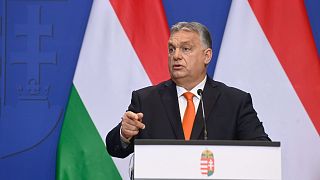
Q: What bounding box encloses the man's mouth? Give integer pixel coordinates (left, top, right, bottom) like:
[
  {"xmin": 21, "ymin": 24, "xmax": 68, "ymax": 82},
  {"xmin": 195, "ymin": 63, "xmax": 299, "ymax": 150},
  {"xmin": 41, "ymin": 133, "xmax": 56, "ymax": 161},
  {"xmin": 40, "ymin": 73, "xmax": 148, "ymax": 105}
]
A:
[{"xmin": 173, "ymin": 64, "xmax": 183, "ymax": 70}]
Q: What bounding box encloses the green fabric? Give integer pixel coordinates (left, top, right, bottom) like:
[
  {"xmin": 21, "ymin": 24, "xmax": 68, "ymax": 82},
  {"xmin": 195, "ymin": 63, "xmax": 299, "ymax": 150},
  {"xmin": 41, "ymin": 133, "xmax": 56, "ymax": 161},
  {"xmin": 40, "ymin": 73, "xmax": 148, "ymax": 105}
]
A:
[{"xmin": 56, "ymin": 85, "xmax": 121, "ymax": 180}]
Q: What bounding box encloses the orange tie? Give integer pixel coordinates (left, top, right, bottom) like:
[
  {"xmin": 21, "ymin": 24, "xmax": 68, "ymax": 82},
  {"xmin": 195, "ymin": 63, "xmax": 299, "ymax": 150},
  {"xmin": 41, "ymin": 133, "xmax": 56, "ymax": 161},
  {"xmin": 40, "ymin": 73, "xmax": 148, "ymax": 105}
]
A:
[{"xmin": 182, "ymin": 92, "xmax": 195, "ymax": 140}]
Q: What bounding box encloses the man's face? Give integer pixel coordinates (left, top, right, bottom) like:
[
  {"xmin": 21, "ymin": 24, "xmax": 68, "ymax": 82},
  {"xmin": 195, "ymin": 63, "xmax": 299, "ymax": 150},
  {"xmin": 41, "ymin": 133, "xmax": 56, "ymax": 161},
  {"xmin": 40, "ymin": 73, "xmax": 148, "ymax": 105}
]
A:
[{"xmin": 168, "ymin": 30, "xmax": 212, "ymax": 87}]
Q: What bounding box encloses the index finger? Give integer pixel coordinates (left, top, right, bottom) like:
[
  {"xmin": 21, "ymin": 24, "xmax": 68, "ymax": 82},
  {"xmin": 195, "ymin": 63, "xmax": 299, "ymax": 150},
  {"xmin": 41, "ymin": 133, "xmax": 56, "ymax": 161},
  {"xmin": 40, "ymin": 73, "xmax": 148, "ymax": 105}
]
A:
[{"xmin": 125, "ymin": 111, "xmax": 139, "ymax": 121}]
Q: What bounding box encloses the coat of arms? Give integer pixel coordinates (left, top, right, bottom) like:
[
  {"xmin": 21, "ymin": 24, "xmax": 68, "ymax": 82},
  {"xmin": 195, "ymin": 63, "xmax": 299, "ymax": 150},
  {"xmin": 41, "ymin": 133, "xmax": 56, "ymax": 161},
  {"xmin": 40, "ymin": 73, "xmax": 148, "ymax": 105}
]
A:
[{"xmin": 200, "ymin": 149, "xmax": 214, "ymax": 176}]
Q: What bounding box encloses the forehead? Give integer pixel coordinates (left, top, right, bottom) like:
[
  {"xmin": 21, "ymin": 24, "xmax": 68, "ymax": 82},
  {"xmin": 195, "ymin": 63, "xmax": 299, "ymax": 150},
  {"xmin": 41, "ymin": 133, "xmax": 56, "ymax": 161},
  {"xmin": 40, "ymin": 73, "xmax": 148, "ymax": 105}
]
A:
[{"xmin": 168, "ymin": 30, "xmax": 201, "ymax": 45}]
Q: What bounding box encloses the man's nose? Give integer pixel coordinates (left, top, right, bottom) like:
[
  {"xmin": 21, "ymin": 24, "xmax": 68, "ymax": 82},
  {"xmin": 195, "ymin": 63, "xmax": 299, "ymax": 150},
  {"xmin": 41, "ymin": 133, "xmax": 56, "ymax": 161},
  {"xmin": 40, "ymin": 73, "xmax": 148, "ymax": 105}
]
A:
[{"xmin": 173, "ymin": 48, "xmax": 182, "ymax": 60}]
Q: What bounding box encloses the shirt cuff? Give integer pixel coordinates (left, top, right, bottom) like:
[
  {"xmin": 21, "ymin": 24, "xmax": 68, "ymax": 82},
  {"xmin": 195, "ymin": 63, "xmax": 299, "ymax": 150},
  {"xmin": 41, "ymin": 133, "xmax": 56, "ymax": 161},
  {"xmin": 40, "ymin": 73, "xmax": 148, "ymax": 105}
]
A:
[{"xmin": 120, "ymin": 126, "xmax": 131, "ymax": 148}]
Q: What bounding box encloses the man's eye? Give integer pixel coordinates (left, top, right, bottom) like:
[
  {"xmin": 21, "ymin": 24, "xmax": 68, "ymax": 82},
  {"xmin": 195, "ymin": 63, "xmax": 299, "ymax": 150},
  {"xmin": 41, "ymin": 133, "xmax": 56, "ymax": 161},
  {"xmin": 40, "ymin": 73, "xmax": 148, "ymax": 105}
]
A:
[
  {"xmin": 168, "ymin": 47, "xmax": 175, "ymax": 53},
  {"xmin": 183, "ymin": 47, "xmax": 191, "ymax": 52}
]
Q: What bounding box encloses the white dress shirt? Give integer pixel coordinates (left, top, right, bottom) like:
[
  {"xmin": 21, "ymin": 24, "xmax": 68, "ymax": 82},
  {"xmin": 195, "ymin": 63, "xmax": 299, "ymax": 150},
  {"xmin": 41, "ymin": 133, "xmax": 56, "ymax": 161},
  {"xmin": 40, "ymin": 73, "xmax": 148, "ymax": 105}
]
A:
[
  {"xmin": 176, "ymin": 76, "xmax": 207, "ymax": 121},
  {"xmin": 120, "ymin": 76, "xmax": 207, "ymax": 144}
]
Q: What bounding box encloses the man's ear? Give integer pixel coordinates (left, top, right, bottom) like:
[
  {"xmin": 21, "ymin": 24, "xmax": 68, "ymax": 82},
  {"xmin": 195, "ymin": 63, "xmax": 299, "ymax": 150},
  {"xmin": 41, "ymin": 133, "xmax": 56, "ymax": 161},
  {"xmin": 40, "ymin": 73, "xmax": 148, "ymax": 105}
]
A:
[{"xmin": 204, "ymin": 48, "xmax": 213, "ymax": 65}]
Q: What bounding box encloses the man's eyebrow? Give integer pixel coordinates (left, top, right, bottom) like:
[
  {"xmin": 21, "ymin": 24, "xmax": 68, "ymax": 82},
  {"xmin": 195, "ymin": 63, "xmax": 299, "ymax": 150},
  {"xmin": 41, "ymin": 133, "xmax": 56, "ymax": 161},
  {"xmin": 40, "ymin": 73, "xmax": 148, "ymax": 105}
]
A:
[
  {"xmin": 168, "ymin": 41, "xmax": 192, "ymax": 46},
  {"xmin": 180, "ymin": 41, "xmax": 192, "ymax": 46}
]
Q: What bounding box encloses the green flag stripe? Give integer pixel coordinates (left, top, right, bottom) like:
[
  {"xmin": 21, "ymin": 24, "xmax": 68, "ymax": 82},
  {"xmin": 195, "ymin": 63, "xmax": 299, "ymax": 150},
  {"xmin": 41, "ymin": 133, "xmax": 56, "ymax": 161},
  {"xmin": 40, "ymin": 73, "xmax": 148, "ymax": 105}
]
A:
[{"xmin": 56, "ymin": 85, "xmax": 121, "ymax": 180}]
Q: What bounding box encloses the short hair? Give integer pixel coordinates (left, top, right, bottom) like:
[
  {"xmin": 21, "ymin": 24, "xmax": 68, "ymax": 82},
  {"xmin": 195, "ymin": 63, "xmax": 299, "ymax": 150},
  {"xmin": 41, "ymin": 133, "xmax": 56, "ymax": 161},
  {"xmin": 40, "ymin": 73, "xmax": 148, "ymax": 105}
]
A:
[{"xmin": 170, "ymin": 22, "xmax": 212, "ymax": 49}]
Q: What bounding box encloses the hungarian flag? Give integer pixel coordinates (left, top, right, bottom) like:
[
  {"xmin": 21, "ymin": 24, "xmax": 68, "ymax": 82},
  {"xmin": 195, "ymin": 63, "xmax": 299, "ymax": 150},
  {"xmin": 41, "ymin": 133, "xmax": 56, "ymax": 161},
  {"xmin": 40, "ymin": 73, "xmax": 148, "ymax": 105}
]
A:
[
  {"xmin": 215, "ymin": 1, "xmax": 320, "ymax": 180},
  {"xmin": 56, "ymin": 0, "xmax": 320, "ymax": 180},
  {"xmin": 56, "ymin": 0, "xmax": 169, "ymax": 179}
]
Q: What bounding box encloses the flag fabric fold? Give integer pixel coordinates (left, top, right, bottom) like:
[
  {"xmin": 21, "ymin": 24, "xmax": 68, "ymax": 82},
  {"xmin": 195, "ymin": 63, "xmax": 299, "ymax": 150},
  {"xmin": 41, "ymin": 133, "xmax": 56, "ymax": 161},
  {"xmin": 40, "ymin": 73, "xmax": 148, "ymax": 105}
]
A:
[
  {"xmin": 215, "ymin": 1, "xmax": 320, "ymax": 180},
  {"xmin": 56, "ymin": 0, "xmax": 168, "ymax": 179}
]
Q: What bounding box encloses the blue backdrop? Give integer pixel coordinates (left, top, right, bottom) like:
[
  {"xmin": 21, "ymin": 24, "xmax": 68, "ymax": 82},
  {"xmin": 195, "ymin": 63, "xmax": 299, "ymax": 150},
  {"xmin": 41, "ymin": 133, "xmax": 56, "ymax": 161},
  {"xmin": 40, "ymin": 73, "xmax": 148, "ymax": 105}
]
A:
[{"xmin": 0, "ymin": 0, "xmax": 319, "ymax": 179}]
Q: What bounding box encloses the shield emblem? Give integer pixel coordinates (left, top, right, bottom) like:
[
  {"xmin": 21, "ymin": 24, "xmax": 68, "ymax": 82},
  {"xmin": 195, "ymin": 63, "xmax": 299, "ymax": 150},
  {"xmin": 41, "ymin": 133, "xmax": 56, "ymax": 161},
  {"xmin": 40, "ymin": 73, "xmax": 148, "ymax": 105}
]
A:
[{"xmin": 200, "ymin": 149, "xmax": 214, "ymax": 176}]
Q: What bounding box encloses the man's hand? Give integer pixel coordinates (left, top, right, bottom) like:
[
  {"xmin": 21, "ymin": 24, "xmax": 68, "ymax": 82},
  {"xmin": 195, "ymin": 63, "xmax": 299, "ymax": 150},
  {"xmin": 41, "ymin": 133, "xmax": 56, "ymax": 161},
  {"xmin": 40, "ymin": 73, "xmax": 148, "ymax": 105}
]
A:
[{"xmin": 120, "ymin": 111, "xmax": 145, "ymax": 140}]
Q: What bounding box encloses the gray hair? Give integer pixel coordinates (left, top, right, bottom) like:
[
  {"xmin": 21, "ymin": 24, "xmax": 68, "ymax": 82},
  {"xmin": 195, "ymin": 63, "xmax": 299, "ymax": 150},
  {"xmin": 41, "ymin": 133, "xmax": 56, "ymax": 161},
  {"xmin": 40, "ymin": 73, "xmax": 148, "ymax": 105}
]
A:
[{"xmin": 170, "ymin": 22, "xmax": 212, "ymax": 49}]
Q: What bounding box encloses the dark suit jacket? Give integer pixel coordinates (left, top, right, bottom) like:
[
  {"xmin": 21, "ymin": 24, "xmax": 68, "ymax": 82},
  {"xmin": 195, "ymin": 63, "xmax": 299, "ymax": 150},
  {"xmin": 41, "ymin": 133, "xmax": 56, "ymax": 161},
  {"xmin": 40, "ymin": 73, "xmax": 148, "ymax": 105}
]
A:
[{"xmin": 106, "ymin": 76, "xmax": 270, "ymax": 158}]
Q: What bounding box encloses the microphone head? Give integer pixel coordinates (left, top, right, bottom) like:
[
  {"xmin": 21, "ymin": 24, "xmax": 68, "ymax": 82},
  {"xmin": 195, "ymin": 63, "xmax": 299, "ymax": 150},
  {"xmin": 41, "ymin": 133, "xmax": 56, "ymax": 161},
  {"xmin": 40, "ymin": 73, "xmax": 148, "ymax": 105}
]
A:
[{"xmin": 197, "ymin": 89, "xmax": 203, "ymax": 96}]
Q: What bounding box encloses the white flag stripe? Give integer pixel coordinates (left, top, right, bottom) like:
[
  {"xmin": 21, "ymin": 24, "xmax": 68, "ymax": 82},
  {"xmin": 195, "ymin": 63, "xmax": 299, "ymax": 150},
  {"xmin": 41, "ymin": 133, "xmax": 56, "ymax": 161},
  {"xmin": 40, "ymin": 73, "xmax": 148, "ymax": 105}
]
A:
[
  {"xmin": 215, "ymin": 1, "xmax": 320, "ymax": 180},
  {"xmin": 74, "ymin": 0, "xmax": 151, "ymax": 179}
]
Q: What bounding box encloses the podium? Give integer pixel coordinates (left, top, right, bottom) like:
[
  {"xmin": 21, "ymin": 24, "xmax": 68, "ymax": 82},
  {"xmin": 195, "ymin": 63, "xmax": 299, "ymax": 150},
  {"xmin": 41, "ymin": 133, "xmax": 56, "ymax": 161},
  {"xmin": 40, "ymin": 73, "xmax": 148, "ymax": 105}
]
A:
[{"xmin": 134, "ymin": 139, "xmax": 281, "ymax": 180}]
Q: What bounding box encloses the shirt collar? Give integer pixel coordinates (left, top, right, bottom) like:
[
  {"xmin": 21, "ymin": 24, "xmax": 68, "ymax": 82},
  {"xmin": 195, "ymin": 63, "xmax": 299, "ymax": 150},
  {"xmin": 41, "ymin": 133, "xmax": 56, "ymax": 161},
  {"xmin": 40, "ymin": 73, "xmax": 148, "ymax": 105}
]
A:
[{"xmin": 176, "ymin": 76, "xmax": 207, "ymax": 99}]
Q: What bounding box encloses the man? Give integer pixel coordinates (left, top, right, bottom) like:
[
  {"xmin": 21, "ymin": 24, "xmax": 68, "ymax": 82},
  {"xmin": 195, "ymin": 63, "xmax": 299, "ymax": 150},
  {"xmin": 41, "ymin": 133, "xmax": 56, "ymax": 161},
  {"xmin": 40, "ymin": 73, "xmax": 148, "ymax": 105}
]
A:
[{"xmin": 106, "ymin": 22, "xmax": 270, "ymax": 158}]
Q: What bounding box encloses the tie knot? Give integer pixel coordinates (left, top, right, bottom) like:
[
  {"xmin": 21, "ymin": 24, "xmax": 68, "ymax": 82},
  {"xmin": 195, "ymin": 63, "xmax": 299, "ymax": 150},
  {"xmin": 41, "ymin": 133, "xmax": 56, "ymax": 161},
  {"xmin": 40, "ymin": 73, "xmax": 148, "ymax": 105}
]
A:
[{"xmin": 183, "ymin": 92, "xmax": 194, "ymax": 100}]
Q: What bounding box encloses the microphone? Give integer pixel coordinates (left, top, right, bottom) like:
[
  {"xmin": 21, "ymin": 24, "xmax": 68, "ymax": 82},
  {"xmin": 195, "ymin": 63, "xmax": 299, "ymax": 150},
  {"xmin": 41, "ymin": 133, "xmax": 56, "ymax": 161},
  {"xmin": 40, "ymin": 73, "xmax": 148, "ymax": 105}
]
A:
[{"xmin": 197, "ymin": 89, "xmax": 208, "ymax": 140}]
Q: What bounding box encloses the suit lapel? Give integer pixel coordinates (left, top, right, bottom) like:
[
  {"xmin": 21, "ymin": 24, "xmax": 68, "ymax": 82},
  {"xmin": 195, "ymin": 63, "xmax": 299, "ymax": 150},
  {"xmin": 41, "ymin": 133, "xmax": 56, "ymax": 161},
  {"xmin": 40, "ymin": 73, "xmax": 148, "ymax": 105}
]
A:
[
  {"xmin": 191, "ymin": 104, "xmax": 204, "ymax": 139},
  {"xmin": 159, "ymin": 80, "xmax": 185, "ymax": 139},
  {"xmin": 191, "ymin": 77, "xmax": 221, "ymax": 139}
]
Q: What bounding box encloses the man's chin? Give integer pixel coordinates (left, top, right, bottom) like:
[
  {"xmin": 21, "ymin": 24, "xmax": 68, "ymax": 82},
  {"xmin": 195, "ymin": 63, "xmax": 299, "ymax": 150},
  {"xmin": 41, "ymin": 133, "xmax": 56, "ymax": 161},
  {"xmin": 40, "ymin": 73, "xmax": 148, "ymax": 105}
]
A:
[
  {"xmin": 170, "ymin": 73, "xmax": 188, "ymax": 84},
  {"xmin": 171, "ymin": 73, "xmax": 186, "ymax": 80}
]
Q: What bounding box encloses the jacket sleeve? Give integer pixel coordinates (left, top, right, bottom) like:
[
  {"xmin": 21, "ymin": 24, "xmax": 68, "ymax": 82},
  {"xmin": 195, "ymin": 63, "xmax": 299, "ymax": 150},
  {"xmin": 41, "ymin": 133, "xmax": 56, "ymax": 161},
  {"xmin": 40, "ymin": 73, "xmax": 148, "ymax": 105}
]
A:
[
  {"xmin": 105, "ymin": 90, "xmax": 140, "ymax": 158},
  {"xmin": 236, "ymin": 93, "xmax": 271, "ymax": 141}
]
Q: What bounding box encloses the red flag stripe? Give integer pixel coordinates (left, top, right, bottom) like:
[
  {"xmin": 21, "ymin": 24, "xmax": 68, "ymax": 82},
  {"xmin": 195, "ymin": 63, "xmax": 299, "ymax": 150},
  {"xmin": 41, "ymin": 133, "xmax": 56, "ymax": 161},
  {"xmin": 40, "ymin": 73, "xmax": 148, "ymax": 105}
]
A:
[
  {"xmin": 110, "ymin": 0, "xmax": 170, "ymax": 85},
  {"xmin": 249, "ymin": 0, "xmax": 320, "ymax": 135}
]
